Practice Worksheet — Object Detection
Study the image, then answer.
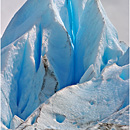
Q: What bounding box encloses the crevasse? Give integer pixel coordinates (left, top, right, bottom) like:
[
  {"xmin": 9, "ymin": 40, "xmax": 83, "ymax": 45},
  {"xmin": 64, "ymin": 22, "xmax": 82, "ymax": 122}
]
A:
[
  {"xmin": 67, "ymin": 0, "xmax": 77, "ymax": 84},
  {"xmin": 67, "ymin": 0, "xmax": 76, "ymax": 45}
]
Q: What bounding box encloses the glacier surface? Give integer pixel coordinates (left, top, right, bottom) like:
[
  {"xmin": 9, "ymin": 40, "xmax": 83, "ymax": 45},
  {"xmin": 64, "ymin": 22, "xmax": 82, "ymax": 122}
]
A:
[{"xmin": 1, "ymin": 0, "xmax": 129, "ymax": 129}]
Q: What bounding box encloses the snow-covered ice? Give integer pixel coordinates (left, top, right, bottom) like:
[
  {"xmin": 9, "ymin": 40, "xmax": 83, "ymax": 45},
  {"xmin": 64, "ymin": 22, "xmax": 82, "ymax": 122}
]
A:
[{"xmin": 14, "ymin": 64, "xmax": 129, "ymax": 130}]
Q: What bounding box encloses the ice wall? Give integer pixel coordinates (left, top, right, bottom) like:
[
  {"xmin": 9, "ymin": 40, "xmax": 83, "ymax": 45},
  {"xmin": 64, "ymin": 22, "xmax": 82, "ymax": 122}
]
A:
[{"xmin": 1, "ymin": 0, "xmax": 128, "ymax": 129}]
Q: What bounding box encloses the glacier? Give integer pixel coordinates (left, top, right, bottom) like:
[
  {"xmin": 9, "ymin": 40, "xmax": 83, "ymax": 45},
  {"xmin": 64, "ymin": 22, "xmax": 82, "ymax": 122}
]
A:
[{"xmin": 1, "ymin": 0, "xmax": 129, "ymax": 129}]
